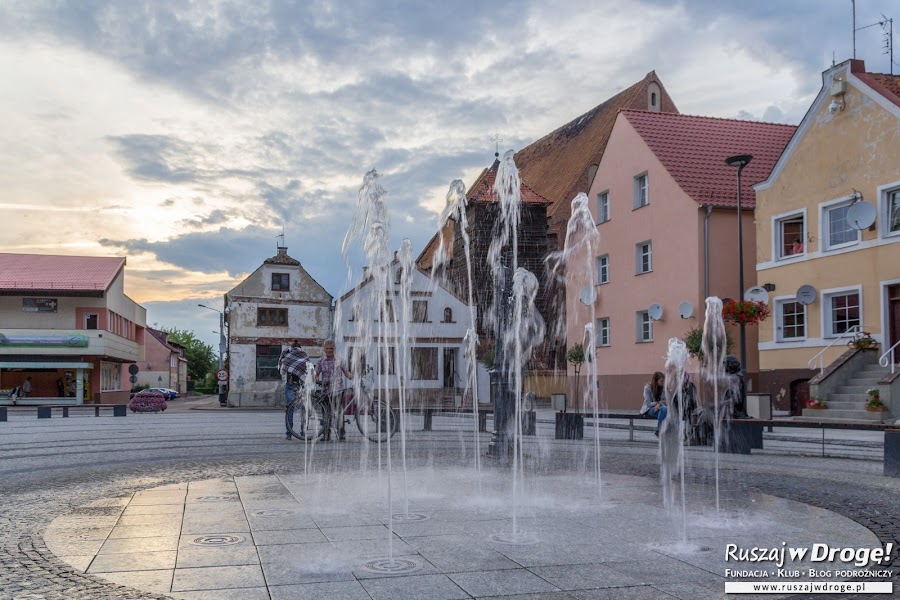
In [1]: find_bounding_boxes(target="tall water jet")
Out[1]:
[430,179,481,486]
[660,337,690,541]
[504,267,545,536]
[396,239,414,515]
[338,169,399,560]
[549,192,602,496]
[699,296,727,514]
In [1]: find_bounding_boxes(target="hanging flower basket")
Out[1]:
[722,300,770,326]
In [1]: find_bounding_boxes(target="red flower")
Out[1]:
[722,300,770,326]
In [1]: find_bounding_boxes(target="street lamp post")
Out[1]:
[198,304,226,403]
[724,154,753,398]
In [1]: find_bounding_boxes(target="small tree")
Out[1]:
[566,344,585,410]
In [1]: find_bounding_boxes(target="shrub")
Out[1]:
[806,397,826,409]
[683,326,734,359]
[129,391,168,413]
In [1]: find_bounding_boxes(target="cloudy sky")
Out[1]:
[1,0,897,348]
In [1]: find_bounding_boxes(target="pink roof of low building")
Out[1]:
[0,253,126,291]
[621,110,797,208]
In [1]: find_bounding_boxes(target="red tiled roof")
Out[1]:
[0,253,126,291]
[621,110,797,208]
[467,159,550,205]
[855,72,900,109]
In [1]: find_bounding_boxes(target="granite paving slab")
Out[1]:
[359,573,471,600]
[448,568,561,597]
[269,580,372,600]
[171,564,267,592]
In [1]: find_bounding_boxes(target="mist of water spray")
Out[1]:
[660,337,689,541]
[700,297,726,514]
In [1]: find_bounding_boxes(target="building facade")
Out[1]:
[0,253,146,405]
[753,59,900,416]
[141,328,188,394]
[570,110,795,410]
[224,246,333,407]
[338,261,479,407]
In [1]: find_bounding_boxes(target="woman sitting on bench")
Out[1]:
[640,372,666,436]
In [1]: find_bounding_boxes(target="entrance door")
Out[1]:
[889,285,900,362]
[442,348,457,389]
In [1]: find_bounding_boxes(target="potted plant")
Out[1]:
[806,397,827,409]
[866,388,886,412]
[683,326,734,359]
[848,332,878,350]
[722,300,770,326]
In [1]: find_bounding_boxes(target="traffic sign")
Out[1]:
[216,369,229,382]
[128,364,139,375]
[129,374,137,384]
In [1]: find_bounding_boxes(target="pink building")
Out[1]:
[568,111,795,409]
[140,328,188,395]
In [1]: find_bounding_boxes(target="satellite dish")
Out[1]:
[745,286,769,305]
[678,301,694,319]
[846,201,876,230]
[796,284,817,305]
[648,303,663,321]
[579,286,597,305]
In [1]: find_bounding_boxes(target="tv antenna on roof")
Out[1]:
[277,227,285,248]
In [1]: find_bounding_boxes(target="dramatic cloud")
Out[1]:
[1,0,896,348]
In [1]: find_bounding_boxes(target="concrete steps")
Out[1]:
[816,361,891,422]
[802,408,885,421]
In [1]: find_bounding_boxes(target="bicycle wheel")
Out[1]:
[355,396,399,443]
[286,397,331,440]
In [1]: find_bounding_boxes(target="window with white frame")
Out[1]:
[596,255,609,284]
[596,317,610,346]
[636,311,652,342]
[884,188,900,236]
[823,200,859,250]
[597,191,610,223]
[823,290,860,337]
[775,299,806,341]
[635,241,652,274]
[775,212,805,259]
[633,173,649,209]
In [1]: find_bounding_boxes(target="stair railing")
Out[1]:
[808,325,862,375]
[879,339,900,374]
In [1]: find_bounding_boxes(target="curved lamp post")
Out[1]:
[724,154,753,393]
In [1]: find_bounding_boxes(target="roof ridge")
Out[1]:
[621,108,796,128]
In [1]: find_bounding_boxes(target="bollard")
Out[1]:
[113,404,127,417]
[37,406,52,419]
[423,410,433,431]
[0,406,6,422]
[885,430,900,477]
[95,405,100,417]
[63,407,69,418]
[555,412,583,440]
[521,411,536,436]
[478,411,487,433]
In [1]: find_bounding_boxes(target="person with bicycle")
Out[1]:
[314,339,352,441]
[279,340,310,440]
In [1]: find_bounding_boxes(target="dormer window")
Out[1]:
[443,307,453,323]
[647,82,661,113]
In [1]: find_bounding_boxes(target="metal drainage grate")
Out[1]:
[362,557,422,575]
[194,496,236,502]
[392,513,428,522]
[489,533,540,546]
[251,509,298,517]
[190,535,245,547]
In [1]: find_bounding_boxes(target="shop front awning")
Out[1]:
[0,362,93,369]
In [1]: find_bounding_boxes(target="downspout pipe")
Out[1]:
[703,205,712,299]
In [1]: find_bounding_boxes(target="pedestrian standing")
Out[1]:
[22,377,32,398]
[278,340,309,440]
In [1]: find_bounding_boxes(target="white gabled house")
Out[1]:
[224,246,333,407]
[338,261,483,408]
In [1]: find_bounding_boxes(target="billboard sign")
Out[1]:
[22,298,58,313]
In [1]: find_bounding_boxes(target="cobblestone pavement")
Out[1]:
[0,408,898,599]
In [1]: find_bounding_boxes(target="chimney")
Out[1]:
[277,246,288,257]
[362,266,369,279]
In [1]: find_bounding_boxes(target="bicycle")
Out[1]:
[285,374,398,443]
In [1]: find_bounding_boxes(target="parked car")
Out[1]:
[147,387,178,400]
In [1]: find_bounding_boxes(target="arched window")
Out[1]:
[443,307,453,323]
[395,267,402,285]
[651,92,657,107]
